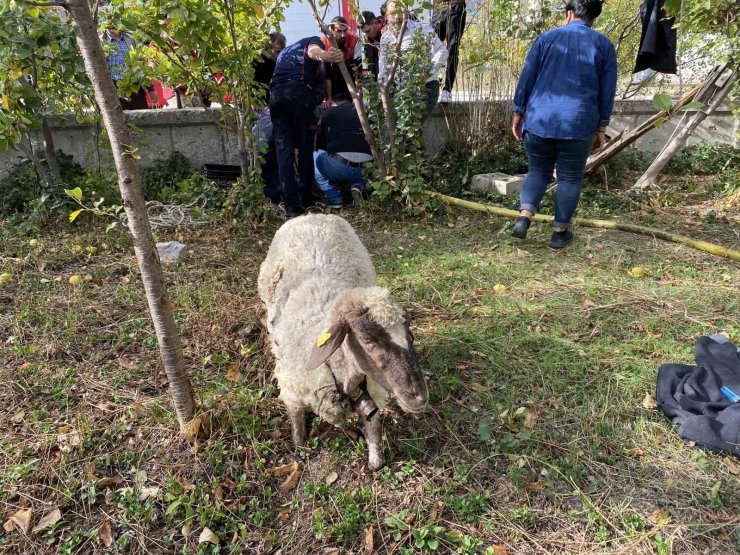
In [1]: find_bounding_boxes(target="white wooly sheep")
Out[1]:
[258,214,428,469]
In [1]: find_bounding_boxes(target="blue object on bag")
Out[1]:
[720,386,740,403]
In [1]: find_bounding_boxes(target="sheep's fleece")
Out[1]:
[258,214,392,419]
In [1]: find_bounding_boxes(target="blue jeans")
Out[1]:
[314,150,366,205]
[520,132,593,228]
[269,86,316,213]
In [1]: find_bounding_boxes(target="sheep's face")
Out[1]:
[346,309,428,414]
[307,289,429,413]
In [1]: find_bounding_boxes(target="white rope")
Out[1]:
[145,196,209,230]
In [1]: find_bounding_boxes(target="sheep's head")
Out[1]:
[307,287,428,414]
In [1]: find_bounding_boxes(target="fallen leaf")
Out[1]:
[524,481,544,492]
[97,476,124,488]
[647,508,671,526]
[57,430,80,453]
[642,392,657,410]
[724,457,740,476]
[278,512,290,522]
[325,471,339,485]
[182,416,203,442]
[470,382,488,392]
[199,527,219,545]
[117,355,136,369]
[99,520,115,547]
[4,508,33,534]
[363,525,374,554]
[11,410,25,424]
[225,364,241,382]
[491,545,508,555]
[267,461,299,478]
[177,476,196,491]
[322,549,340,555]
[523,407,540,429]
[280,466,302,491]
[139,486,160,501]
[625,448,645,459]
[32,509,62,534]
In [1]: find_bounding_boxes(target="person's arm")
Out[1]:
[511,38,541,140]
[324,75,333,108]
[377,32,392,83]
[594,40,618,152]
[307,43,343,63]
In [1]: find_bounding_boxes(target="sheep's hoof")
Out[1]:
[368,454,385,471]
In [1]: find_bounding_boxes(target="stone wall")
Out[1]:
[1,99,736,179]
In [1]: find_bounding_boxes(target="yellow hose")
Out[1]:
[429,192,740,262]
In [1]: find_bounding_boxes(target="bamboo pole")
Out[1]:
[429,192,740,262]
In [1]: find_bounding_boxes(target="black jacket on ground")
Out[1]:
[657,335,740,456]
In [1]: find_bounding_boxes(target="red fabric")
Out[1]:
[321,32,359,62]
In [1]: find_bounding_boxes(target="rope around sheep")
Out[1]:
[429,192,740,262]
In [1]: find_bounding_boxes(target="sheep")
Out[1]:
[258,214,428,469]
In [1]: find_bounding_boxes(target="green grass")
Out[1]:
[0,184,738,554]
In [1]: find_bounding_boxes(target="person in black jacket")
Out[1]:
[253,32,286,105]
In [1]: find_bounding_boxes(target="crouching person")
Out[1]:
[252,106,281,204]
[314,93,373,208]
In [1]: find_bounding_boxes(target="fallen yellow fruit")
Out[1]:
[72,245,83,253]
[86,246,97,255]
[629,266,646,278]
[29,239,39,247]
[69,275,83,285]
[493,283,508,294]
[0,273,12,285]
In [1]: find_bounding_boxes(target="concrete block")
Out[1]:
[471,173,525,195]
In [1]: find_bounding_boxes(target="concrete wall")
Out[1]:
[1,99,736,180]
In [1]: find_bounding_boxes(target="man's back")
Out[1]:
[320,103,370,156]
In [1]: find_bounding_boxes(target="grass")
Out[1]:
[0,172,739,554]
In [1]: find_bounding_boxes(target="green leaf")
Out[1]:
[428,539,439,550]
[69,209,82,223]
[652,93,672,112]
[105,221,118,233]
[28,6,39,17]
[477,418,493,441]
[654,117,667,129]
[64,187,83,202]
[680,101,704,111]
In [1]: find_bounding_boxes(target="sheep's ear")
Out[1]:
[306,322,348,370]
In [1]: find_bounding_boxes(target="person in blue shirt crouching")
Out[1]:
[510,0,617,249]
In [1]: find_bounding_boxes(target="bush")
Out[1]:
[0,151,83,215]
[141,151,198,201]
[665,143,740,175]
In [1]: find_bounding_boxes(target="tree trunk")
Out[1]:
[67,0,196,429]
[634,68,737,190]
[41,117,61,181]
[20,136,53,188]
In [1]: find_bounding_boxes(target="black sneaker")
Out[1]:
[284,207,305,220]
[549,229,574,249]
[511,216,531,239]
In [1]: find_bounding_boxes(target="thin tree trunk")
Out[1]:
[305,0,387,177]
[67,0,196,428]
[20,136,53,187]
[429,192,740,262]
[41,117,61,181]
[634,68,737,190]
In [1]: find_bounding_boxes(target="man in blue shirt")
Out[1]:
[270,37,343,219]
[510,0,617,249]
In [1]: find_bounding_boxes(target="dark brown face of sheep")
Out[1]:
[307,309,429,414]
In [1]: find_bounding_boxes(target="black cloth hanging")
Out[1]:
[656,335,740,457]
[634,0,677,74]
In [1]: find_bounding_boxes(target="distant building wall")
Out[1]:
[0,100,736,179]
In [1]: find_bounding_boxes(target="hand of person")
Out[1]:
[323,47,344,64]
[322,99,333,110]
[592,131,606,154]
[511,112,524,141]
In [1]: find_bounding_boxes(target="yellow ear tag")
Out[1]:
[316,332,332,347]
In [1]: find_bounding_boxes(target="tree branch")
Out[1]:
[379,15,408,159]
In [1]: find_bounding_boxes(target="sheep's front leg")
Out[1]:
[285,403,307,447]
[363,415,385,470]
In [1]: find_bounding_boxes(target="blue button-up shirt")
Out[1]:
[512,20,618,140]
